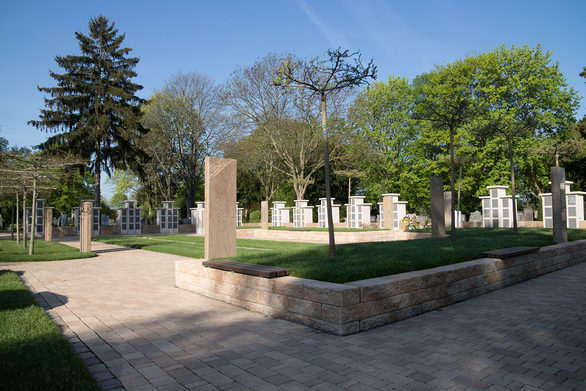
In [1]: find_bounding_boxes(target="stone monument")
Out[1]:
[318,198,340,228]
[551,167,567,243]
[44,207,53,241]
[261,201,269,230]
[80,201,92,252]
[204,157,237,260]
[430,177,446,238]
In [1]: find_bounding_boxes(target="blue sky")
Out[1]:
[1,0,584,148]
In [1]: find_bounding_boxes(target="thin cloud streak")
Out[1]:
[294,0,347,48]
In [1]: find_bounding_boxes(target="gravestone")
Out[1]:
[271,201,290,227]
[479,186,518,228]
[44,208,53,241]
[293,200,313,228]
[379,194,407,230]
[156,201,179,234]
[444,191,452,229]
[25,199,46,238]
[318,198,340,228]
[58,213,69,227]
[190,202,205,234]
[469,211,482,223]
[261,201,269,230]
[204,157,237,261]
[430,177,446,238]
[347,196,371,229]
[80,201,92,253]
[540,181,585,229]
[551,167,567,243]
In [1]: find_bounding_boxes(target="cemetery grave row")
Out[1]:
[17,182,586,239]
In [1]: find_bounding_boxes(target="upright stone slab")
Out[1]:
[261,201,269,230]
[44,208,53,241]
[382,196,394,230]
[551,167,568,243]
[444,191,452,229]
[204,157,237,260]
[430,177,446,238]
[80,201,92,253]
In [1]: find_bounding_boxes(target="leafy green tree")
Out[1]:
[413,57,477,240]
[474,45,579,233]
[349,76,419,195]
[29,15,147,207]
[46,170,94,215]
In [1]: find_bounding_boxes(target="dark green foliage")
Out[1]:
[29,15,148,207]
[0,271,101,390]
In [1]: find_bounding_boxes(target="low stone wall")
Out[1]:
[100,225,120,236]
[175,240,586,335]
[179,224,195,233]
[142,224,160,234]
[53,226,77,237]
[236,229,430,244]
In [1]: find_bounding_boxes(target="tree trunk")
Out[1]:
[29,177,37,256]
[15,191,20,244]
[22,189,27,249]
[321,96,336,257]
[457,163,463,213]
[94,158,101,208]
[348,176,351,203]
[450,127,456,241]
[508,138,518,235]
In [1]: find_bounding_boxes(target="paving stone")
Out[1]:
[2,238,584,391]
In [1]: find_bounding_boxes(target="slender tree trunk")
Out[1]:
[29,177,37,255]
[321,95,336,257]
[15,191,20,244]
[94,157,101,208]
[22,189,27,249]
[348,176,351,203]
[508,138,518,235]
[457,164,463,214]
[450,127,456,241]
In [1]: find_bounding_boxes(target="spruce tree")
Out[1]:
[29,15,147,207]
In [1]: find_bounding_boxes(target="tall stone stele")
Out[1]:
[204,157,237,260]
[430,177,446,238]
[260,201,269,230]
[551,167,568,243]
[44,207,54,241]
[80,201,93,253]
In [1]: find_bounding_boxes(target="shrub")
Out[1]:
[249,210,261,223]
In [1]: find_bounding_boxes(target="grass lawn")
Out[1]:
[0,271,101,390]
[96,228,586,283]
[0,239,96,262]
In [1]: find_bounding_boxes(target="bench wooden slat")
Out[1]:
[482,246,540,259]
[203,260,290,278]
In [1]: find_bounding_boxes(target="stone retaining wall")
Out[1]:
[236,229,431,244]
[176,240,586,335]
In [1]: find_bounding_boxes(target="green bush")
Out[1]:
[249,210,261,223]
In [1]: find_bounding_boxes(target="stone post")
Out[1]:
[444,191,452,229]
[44,208,53,241]
[430,177,446,238]
[382,195,394,230]
[551,167,568,243]
[80,201,92,252]
[204,157,237,260]
[261,201,269,230]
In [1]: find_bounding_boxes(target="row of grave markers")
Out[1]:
[20,177,585,239]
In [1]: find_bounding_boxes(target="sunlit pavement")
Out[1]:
[1,238,585,390]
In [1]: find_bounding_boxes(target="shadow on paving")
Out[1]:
[61,267,586,390]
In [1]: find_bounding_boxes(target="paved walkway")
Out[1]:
[1,239,585,391]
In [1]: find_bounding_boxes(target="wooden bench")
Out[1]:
[482,246,540,259]
[202,259,290,278]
